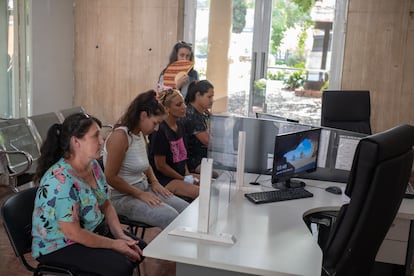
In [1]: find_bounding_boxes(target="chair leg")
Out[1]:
[136,264,141,276]
[140,227,146,239]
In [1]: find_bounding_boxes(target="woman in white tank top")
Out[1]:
[103,90,189,229]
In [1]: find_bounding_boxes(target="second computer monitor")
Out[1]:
[272,128,321,189]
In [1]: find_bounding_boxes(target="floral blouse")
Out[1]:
[31,158,108,258]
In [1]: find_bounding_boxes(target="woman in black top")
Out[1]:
[182,80,214,174]
[149,89,199,200]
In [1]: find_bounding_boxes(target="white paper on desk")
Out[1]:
[317,129,330,168]
[335,135,360,170]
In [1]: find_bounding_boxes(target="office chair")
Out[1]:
[306,124,414,276]
[321,90,371,134]
[1,187,76,275]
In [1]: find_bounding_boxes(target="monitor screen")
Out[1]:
[272,128,321,189]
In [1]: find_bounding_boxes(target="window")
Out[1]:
[187,0,348,126]
[0,0,31,119]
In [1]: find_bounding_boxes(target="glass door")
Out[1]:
[192,0,341,126]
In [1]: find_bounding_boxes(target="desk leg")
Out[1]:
[176,263,258,276]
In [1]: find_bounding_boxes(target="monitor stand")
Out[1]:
[272,178,306,190]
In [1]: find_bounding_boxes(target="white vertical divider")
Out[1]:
[169,158,236,245]
[197,158,213,233]
[236,131,246,189]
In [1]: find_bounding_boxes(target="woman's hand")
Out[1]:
[175,73,189,89]
[151,182,173,198]
[112,239,143,262]
[137,191,163,207]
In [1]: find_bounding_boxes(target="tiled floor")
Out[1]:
[0,184,175,276]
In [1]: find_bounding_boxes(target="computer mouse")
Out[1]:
[325,186,342,195]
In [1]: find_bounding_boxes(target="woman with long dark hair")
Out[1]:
[32,113,145,276]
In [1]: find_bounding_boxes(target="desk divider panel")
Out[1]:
[169,158,236,245]
[167,115,367,246]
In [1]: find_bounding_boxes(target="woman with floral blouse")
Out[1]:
[31,113,145,276]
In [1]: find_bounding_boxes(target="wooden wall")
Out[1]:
[74,0,183,124]
[342,0,414,132]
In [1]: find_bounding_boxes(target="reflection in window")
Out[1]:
[0,0,30,119]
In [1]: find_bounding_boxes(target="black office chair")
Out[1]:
[1,187,76,275]
[321,90,372,134]
[118,214,155,240]
[306,124,414,276]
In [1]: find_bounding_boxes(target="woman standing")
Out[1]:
[149,89,199,200]
[182,80,215,174]
[103,90,189,230]
[158,41,199,98]
[32,113,145,276]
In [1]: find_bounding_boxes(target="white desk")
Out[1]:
[143,177,414,276]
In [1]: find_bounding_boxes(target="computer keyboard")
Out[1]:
[244,188,314,204]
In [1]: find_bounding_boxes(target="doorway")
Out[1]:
[191,0,346,126]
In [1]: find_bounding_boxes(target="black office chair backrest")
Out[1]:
[322,124,414,276]
[1,187,38,271]
[321,90,371,135]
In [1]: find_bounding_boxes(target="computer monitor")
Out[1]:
[271,128,321,189]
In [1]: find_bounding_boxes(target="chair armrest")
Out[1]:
[0,150,33,177]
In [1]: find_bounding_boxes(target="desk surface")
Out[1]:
[143,177,414,276]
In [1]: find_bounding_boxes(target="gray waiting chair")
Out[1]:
[28,112,62,147]
[0,118,40,191]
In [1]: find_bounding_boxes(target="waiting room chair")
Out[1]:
[28,112,62,146]
[0,118,39,191]
[58,106,86,121]
[305,124,414,276]
[1,187,76,275]
[0,150,33,192]
[118,214,155,240]
[321,90,371,134]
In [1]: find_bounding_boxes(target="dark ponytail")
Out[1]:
[33,113,101,184]
[116,90,166,131]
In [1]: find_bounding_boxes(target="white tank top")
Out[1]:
[103,126,149,196]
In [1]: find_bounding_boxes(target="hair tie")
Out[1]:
[54,124,62,138]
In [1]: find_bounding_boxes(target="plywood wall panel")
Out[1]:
[342,0,414,132]
[74,0,181,124]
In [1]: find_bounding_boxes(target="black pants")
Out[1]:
[37,219,147,276]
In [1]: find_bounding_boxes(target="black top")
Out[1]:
[181,104,210,172]
[148,120,187,186]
